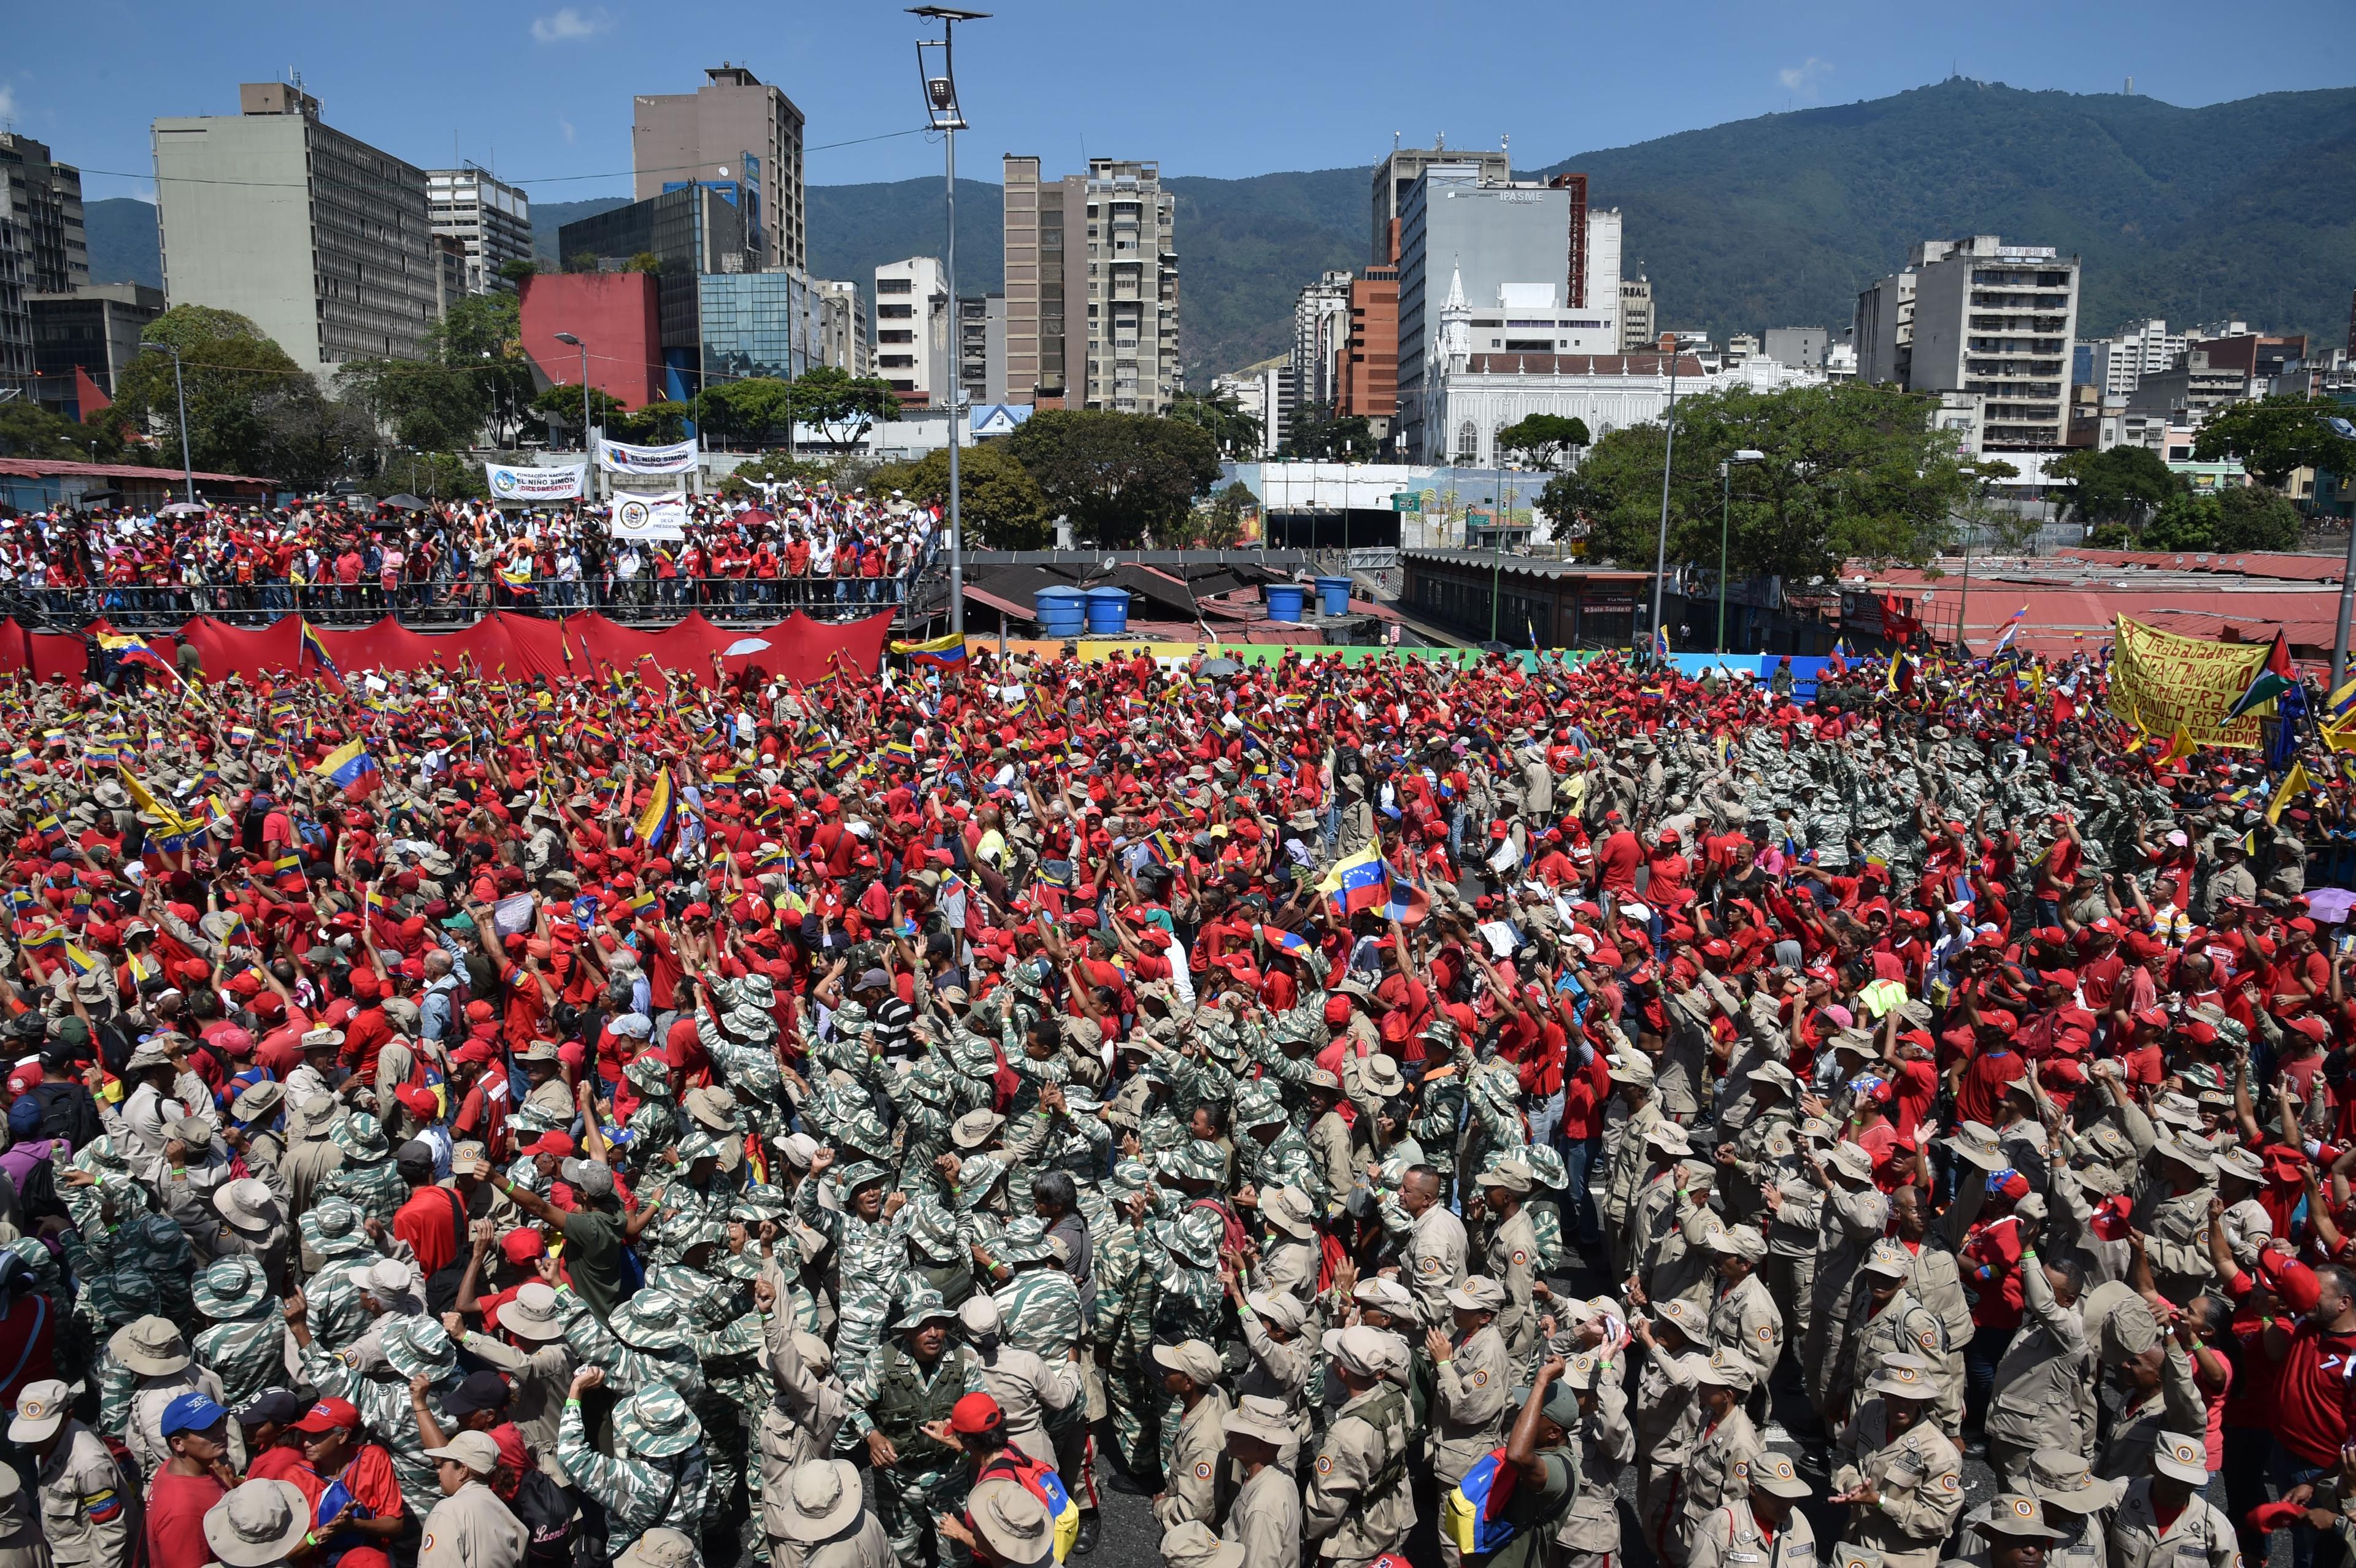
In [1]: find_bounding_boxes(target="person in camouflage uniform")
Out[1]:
[294,1198,380,1353]
[1142,1202,1230,1482]
[291,1306,467,1521]
[990,1218,1095,1528]
[560,1370,711,1559]
[849,1293,989,1567]
[557,1286,709,1402]
[647,1220,769,1540]
[316,1113,406,1225]
[794,1151,909,1389]
[1093,1159,1159,1478]
[618,1055,683,1171]
[188,1256,287,1410]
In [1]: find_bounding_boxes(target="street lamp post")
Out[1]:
[911,6,988,637]
[2314,413,2356,689]
[137,340,195,505]
[1717,448,1766,655]
[1649,342,1681,661]
[553,332,593,503]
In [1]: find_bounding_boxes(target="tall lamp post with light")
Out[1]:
[910,6,988,637]
[553,332,594,502]
[136,340,196,506]
[1716,448,1765,655]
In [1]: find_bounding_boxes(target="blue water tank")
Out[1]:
[1314,575,1351,616]
[1084,587,1131,635]
[1034,587,1086,637]
[1266,583,1307,623]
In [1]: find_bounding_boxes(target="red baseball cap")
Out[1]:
[523,1131,576,1159]
[949,1393,1004,1436]
[293,1397,360,1434]
[500,1228,547,1266]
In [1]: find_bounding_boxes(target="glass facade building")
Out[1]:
[699,268,820,388]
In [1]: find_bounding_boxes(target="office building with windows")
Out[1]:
[632,64,804,270]
[960,293,1007,405]
[874,256,949,406]
[1001,156,1179,413]
[153,82,436,375]
[699,267,820,386]
[556,184,750,401]
[1855,235,2080,451]
[426,166,531,294]
[814,280,870,375]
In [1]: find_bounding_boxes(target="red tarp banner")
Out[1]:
[2,612,890,688]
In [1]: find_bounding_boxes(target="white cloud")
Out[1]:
[0,84,18,125]
[531,7,614,43]
[1777,57,1833,98]
[559,117,577,145]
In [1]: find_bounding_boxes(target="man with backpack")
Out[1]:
[1302,1325,1415,1566]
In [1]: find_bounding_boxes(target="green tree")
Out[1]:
[335,291,532,453]
[695,377,798,449]
[788,366,903,448]
[1496,413,1592,469]
[2193,395,2356,488]
[112,306,351,482]
[1281,407,1376,459]
[1568,381,1971,582]
[2139,492,2220,551]
[2047,444,2178,524]
[530,382,628,439]
[869,442,1052,549]
[1169,388,1264,459]
[1177,481,1257,548]
[2211,484,2304,551]
[566,252,602,275]
[611,400,691,444]
[0,400,103,461]
[1006,410,1223,548]
[625,253,662,275]
[496,258,542,286]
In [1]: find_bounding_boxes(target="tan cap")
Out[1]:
[1741,1451,1810,1499]
[1322,1323,1409,1377]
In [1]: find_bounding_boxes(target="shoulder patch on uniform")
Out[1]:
[1472,1369,1488,1386]
[1940,1474,1960,1493]
[422,1537,436,1555]
[1731,1461,1750,1480]
[1757,1326,1773,1342]
[1195,1461,1213,1480]
[342,1349,362,1367]
[1511,1249,1529,1267]
[1316,1455,1335,1477]
[1917,1329,1937,1348]
[83,1490,120,1524]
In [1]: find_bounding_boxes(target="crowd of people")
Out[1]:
[0,486,936,631]
[0,626,2352,1568]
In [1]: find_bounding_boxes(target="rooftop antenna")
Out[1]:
[1393,131,1400,153]
[1435,131,1445,152]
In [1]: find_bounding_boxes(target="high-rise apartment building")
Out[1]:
[960,293,1007,406]
[874,257,949,407]
[1336,265,1400,439]
[1618,275,1654,356]
[1370,143,1510,264]
[1,134,89,298]
[1001,156,1179,413]
[31,282,165,397]
[631,65,805,271]
[1285,271,1353,446]
[814,280,870,375]
[1393,164,1622,460]
[153,83,436,375]
[426,166,532,295]
[556,185,750,402]
[2075,318,2185,398]
[1855,236,2079,450]
[0,218,28,385]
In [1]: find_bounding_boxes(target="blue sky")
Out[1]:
[10,0,2353,201]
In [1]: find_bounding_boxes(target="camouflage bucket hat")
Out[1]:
[674,1129,722,1166]
[380,1315,458,1383]
[1233,1088,1286,1130]
[731,1185,791,1226]
[894,1289,960,1331]
[1164,1205,1225,1270]
[830,1001,871,1039]
[907,1204,961,1259]
[623,1055,674,1096]
[951,1031,1001,1077]
[834,1160,891,1194]
[996,1217,1056,1265]
[193,1256,272,1321]
[330,1112,390,1161]
[1111,1158,1153,1196]
[610,1289,689,1351]
[734,972,776,1011]
[614,1384,703,1459]
[725,1005,777,1041]
[300,1198,374,1259]
[1519,1143,1568,1191]
[955,1155,1009,1208]
[841,1112,896,1163]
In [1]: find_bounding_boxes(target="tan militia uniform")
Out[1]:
[2109,1479,2242,1568]
[1675,1408,1764,1566]
[1403,1204,1469,1328]
[1485,1210,1542,1362]
[1303,1385,1415,1564]
[418,1479,529,1568]
[1686,1495,1819,1568]
[1431,1323,1514,1492]
[1224,1462,1303,1567]
[36,1423,137,1568]
[1152,1389,1233,1529]
[1709,1273,1784,1389]
[1831,1402,1965,1568]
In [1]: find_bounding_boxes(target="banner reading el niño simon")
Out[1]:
[2109,614,2273,750]
[483,463,585,502]
[596,437,699,475]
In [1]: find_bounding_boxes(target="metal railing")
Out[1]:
[0,574,915,634]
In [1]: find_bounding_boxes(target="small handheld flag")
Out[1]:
[312,739,383,801]
[298,620,341,679]
[634,769,677,852]
[2220,632,2296,725]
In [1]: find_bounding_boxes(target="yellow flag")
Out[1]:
[2266,761,2313,826]
[2325,720,2356,755]
[2158,724,2196,766]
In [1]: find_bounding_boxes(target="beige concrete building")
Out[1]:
[1001,156,1179,413]
[631,64,805,272]
[1619,275,1655,355]
[153,82,436,376]
[815,280,871,375]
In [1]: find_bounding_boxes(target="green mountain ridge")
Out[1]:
[85,78,2356,385]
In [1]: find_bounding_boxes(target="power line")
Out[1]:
[75,126,932,194]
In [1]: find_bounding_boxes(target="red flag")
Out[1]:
[73,366,111,418]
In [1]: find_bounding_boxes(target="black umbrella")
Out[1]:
[1198,657,1242,677]
[1476,640,1513,655]
[380,493,428,512]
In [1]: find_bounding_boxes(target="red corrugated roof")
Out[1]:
[2055,548,2346,583]
[0,456,273,485]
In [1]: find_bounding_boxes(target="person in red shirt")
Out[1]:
[147,1393,233,1568]
[285,1398,407,1568]
[390,1145,470,1278]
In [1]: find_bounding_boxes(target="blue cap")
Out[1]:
[160,1391,228,1438]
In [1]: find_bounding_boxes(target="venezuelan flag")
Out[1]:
[497,561,537,595]
[298,620,340,678]
[1256,924,1311,956]
[634,769,676,851]
[313,739,383,801]
[96,632,182,686]
[1317,846,1390,918]
[626,888,661,920]
[891,634,969,671]
[21,927,101,975]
